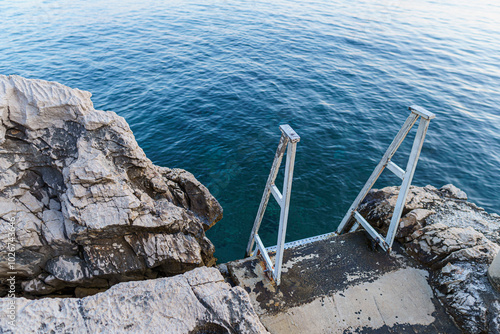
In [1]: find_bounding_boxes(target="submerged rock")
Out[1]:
[0,75,222,296]
[358,184,500,333]
[0,267,269,334]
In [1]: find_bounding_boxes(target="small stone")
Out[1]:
[49,199,61,211]
[22,278,58,295]
[440,184,467,200]
[441,263,458,275]
[488,251,500,292]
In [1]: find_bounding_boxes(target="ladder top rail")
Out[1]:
[280,124,301,143]
[409,105,436,120]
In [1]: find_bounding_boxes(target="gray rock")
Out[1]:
[0,75,223,296]
[397,208,435,240]
[0,267,269,334]
[440,184,468,200]
[405,224,499,265]
[45,255,92,283]
[489,251,500,292]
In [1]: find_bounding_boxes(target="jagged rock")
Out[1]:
[0,267,269,334]
[489,251,500,292]
[359,184,500,334]
[405,223,499,266]
[440,184,468,200]
[397,208,435,240]
[0,75,222,296]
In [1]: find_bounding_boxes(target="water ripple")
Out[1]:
[0,0,499,262]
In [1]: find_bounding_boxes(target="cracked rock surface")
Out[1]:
[0,267,269,334]
[358,184,500,333]
[0,75,222,297]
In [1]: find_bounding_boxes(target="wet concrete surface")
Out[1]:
[226,231,461,334]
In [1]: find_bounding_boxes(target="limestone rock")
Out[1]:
[405,224,499,265]
[440,184,467,200]
[489,251,500,292]
[0,75,223,296]
[397,208,435,240]
[359,184,500,333]
[0,267,269,334]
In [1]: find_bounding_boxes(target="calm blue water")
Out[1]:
[1,0,499,262]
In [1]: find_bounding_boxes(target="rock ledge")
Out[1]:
[0,267,269,334]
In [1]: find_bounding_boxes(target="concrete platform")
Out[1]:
[226,231,461,333]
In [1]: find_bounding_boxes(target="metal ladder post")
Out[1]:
[385,114,431,247]
[337,105,435,251]
[274,139,298,285]
[246,125,300,286]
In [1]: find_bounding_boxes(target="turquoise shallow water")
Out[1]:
[1,0,499,262]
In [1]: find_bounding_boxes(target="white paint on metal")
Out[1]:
[385,118,430,247]
[255,234,274,272]
[409,105,436,120]
[348,221,360,233]
[246,125,300,286]
[337,105,434,251]
[246,133,288,257]
[354,211,389,251]
[280,124,301,142]
[271,184,283,206]
[387,161,405,180]
[265,231,338,253]
[336,111,419,234]
[274,141,298,285]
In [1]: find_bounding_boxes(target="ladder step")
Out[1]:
[271,184,283,206]
[354,211,389,251]
[348,221,360,233]
[254,234,274,272]
[279,124,301,142]
[265,231,338,252]
[409,105,436,120]
[387,161,405,180]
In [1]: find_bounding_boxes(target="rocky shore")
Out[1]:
[358,184,500,333]
[0,75,224,297]
[0,75,498,333]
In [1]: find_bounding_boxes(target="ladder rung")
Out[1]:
[354,211,389,251]
[348,221,360,233]
[387,161,405,180]
[254,234,274,273]
[271,184,283,206]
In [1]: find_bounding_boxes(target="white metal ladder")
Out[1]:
[246,124,300,285]
[337,105,435,251]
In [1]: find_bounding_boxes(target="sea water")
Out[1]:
[1,0,499,262]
